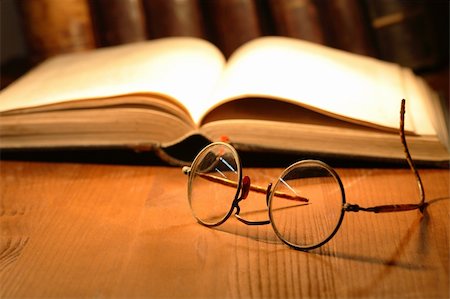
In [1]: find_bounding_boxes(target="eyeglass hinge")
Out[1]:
[182,166,191,175]
[343,203,361,212]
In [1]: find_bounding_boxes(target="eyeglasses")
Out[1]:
[182,99,426,250]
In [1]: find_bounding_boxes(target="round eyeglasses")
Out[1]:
[183,142,348,250]
[182,100,426,251]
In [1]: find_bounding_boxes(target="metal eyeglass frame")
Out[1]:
[183,99,426,250]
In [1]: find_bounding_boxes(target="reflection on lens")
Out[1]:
[269,160,345,250]
[188,143,241,226]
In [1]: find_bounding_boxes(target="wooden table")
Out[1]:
[0,161,448,298]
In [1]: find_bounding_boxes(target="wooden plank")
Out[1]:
[0,161,448,298]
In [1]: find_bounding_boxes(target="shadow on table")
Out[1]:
[209,196,449,270]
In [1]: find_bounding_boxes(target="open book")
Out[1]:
[0,36,448,165]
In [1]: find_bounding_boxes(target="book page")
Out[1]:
[205,37,415,131]
[201,97,391,133]
[0,108,193,148]
[402,69,436,136]
[199,119,449,162]
[0,37,225,124]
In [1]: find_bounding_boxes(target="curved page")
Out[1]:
[206,37,416,132]
[0,37,225,124]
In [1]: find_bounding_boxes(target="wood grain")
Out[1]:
[0,161,448,298]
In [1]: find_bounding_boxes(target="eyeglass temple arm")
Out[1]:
[344,203,423,213]
[399,99,426,207]
[344,99,426,214]
[182,167,308,203]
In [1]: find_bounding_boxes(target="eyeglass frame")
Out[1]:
[182,99,427,251]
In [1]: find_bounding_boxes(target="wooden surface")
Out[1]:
[0,161,448,298]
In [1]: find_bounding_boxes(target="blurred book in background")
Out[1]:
[365,0,448,70]
[90,0,147,46]
[202,0,263,57]
[142,0,206,39]
[17,0,96,63]
[265,0,326,44]
[316,0,377,57]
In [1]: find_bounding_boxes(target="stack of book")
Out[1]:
[14,0,448,70]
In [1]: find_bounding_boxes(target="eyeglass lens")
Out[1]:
[188,143,240,226]
[269,161,345,250]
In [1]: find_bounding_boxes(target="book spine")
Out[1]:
[265,0,326,44]
[315,0,376,56]
[202,0,263,57]
[364,0,446,70]
[142,0,206,39]
[89,0,147,47]
[17,0,96,62]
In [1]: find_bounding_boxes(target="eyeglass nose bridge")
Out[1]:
[233,176,271,226]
